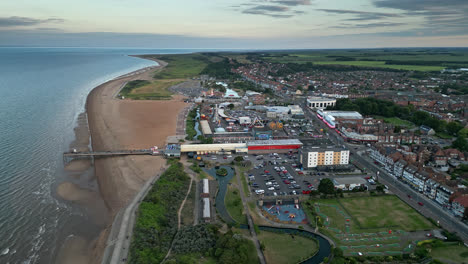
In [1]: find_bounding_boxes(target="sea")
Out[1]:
[0,47,217,264]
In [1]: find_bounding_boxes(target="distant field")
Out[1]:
[142,54,211,79]
[120,79,182,100]
[313,61,444,71]
[258,231,318,264]
[339,196,433,231]
[259,49,468,71]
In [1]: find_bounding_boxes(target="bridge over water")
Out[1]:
[63,148,163,163]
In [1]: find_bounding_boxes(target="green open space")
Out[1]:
[374,116,415,128]
[225,183,247,225]
[128,161,191,264]
[149,54,213,79]
[120,79,182,100]
[258,231,319,264]
[304,195,435,256]
[339,195,433,231]
[430,244,468,263]
[313,60,444,71]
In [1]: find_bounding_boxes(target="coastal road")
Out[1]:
[301,102,468,243]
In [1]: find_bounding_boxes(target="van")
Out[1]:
[255,189,265,195]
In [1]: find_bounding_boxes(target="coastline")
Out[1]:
[56,57,188,264]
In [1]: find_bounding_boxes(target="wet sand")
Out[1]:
[55,58,188,263]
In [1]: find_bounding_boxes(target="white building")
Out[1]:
[307,97,336,109]
[300,146,349,168]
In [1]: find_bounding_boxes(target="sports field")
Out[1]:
[304,195,435,256]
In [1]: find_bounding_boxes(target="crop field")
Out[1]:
[313,61,444,71]
[304,195,435,256]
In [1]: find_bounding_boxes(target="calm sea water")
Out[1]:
[0,47,214,263]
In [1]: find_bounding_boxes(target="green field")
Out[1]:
[313,61,444,71]
[430,244,468,263]
[258,231,319,264]
[143,53,213,79]
[225,184,247,224]
[339,196,433,231]
[256,49,468,71]
[304,195,435,256]
[121,79,182,100]
[376,117,415,128]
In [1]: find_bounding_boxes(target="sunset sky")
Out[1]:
[0,0,467,48]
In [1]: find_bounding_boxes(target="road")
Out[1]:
[298,99,468,243]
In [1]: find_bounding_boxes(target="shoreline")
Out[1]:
[56,57,188,264]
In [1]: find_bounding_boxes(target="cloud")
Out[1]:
[317,9,402,21]
[271,0,312,6]
[242,4,294,17]
[0,16,64,27]
[239,0,311,18]
[331,22,406,29]
[372,0,468,35]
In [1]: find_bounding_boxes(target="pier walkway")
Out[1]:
[63,148,163,163]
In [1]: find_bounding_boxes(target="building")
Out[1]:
[200,120,212,136]
[323,111,363,128]
[224,88,241,98]
[334,177,367,191]
[266,106,290,119]
[307,96,336,109]
[402,165,418,185]
[420,125,436,135]
[247,139,303,154]
[300,146,349,168]
[288,105,305,118]
[165,144,181,157]
[452,194,468,218]
[393,159,407,178]
[435,185,454,208]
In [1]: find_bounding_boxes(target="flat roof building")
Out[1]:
[300,145,349,168]
[200,120,212,135]
[307,97,336,110]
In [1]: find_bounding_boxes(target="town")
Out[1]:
[119,50,468,264]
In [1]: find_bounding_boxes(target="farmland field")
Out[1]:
[313,61,444,71]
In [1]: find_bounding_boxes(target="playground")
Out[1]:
[304,195,436,256]
[262,202,308,224]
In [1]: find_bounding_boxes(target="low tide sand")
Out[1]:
[56,59,188,263]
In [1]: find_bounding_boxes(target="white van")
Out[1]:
[255,189,265,195]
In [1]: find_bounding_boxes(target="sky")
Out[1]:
[0,0,467,48]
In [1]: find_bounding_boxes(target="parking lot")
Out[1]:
[245,153,324,197]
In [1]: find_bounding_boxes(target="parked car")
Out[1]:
[418,202,424,206]
[255,189,265,195]
[268,187,275,191]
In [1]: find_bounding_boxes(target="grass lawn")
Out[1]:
[152,54,210,79]
[313,61,444,72]
[436,132,454,139]
[430,244,468,263]
[123,79,182,100]
[375,116,415,128]
[225,184,247,225]
[339,196,433,231]
[258,231,319,264]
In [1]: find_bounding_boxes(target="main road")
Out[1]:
[297,98,468,243]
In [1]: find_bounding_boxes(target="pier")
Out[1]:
[63,147,163,163]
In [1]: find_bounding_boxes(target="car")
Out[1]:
[358,252,363,256]
[407,194,412,199]
[295,168,301,172]
[418,202,424,206]
[227,155,232,158]
[266,182,272,186]
[273,192,278,196]
[292,190,297,195]
[252,183,259,188]
[211,157,217,160]
[298,171,304,175]
[268,187,275,191]
[283,180,290,184]
[255,189,265,195]
[244,156,249,158]
[223,156,227,159]
[426,233,432,237]
[302,190,311,194]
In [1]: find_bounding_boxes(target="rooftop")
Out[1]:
[247,139,302,147]
[323,110,363,119]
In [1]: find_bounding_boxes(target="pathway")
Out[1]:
[162,164,195,263]
[235,167,267,264]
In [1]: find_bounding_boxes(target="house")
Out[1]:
[444,149,465,161]
[420,125,435,135]
[393,159,407,178]
[403,165,418,186]
[451,194,468,218]
[434,148,448,167]
[385,152,403,173]
[435,184,455,208]
[413,171,429,193]
[424,178,440,199]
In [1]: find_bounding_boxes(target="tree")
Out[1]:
[318,179,335,196]
[394,125,401,133]
[452,136,468,152]
[227,103,235,110]
[446,121,464,136]
[234,156,244,162]
[376,185,385,193]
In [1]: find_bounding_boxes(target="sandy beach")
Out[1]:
[56,58,188,263]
